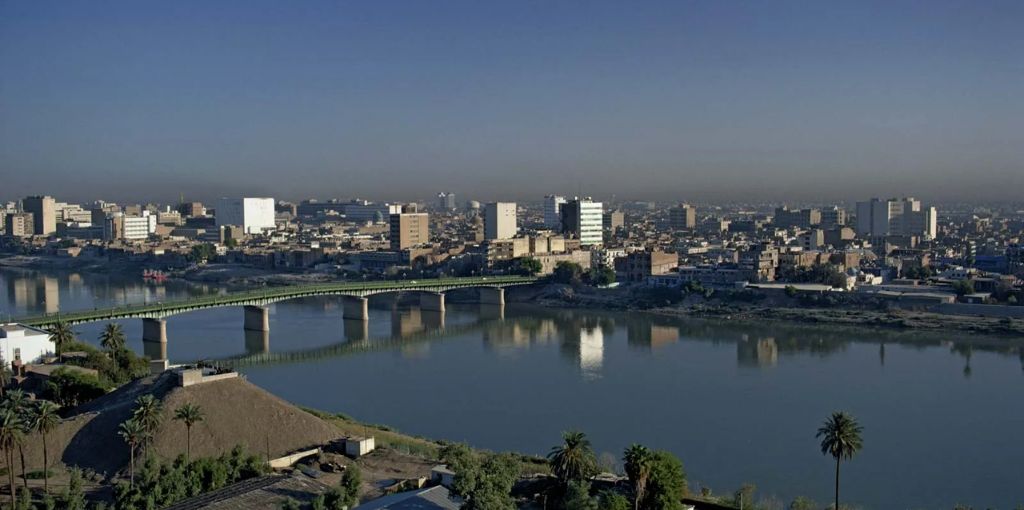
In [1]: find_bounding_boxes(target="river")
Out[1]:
[2,266,1022,509]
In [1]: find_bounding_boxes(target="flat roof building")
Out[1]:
[484,202,517,240]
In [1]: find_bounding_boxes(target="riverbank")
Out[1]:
[507,282,1024,338]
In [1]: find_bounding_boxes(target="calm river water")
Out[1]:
[2,267,1022,509]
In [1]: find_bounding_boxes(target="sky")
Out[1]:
[1,1,1022,205]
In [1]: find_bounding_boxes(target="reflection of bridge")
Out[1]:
[222,308,506,367]
[13,276,536,358]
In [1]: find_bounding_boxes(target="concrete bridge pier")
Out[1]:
[141,318,167,359]
[243,305,270,331]
[478,287,505,306]
[342,296,369,321]
[419,292,445,313]
[244,329,270,354]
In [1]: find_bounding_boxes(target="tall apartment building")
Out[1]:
[561,197,604,246]
[856,197,937,240]
[4,213,34,238]
[389,211,430,250]
[437,192,456,211]
[669,203,697,231]
[484,202,517,240]
[216,197,276,234]
[773,206,821,230]
[544,195,566,230]
[177,202,206,217]
[820,207,847,228]
[23,196,56,236]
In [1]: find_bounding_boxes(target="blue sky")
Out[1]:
[1,1,1021,203]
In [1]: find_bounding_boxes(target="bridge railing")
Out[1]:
[14,275,537,326]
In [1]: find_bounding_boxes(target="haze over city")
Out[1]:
[2,0,1022,203]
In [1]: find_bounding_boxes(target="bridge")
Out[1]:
[14,275,538,356]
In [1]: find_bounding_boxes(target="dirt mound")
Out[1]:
[23,374,341,476]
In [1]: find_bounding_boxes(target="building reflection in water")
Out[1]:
[737,337,778,368]
[344,319,369,343]
[626,322,680,351]
[577,327,604,380]
[391,308,425,337]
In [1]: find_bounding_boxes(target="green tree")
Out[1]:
[132,394,163,449]
[2,389,31,490]
[733,483,756,509]
[119,418,148,488]
[339,464,361,508]
[516,257,543,276]
[439,443,479,498]
[48,320,76,359]
[816,411,864,510]
[99,322,127,352]
[564,480,598,510]
[551,262,584,285]
[598,490,631,510]
[30,400,61,494]
[464,453,518,510]
[623,444,653,510]
[0,408,23,508]
[173,403,204,462]
[587,267,616,286]
[189,243,216,263]
[60,468,86,510]
[646,451,686,510]
[548,430,598,484]
[44,367,108,407]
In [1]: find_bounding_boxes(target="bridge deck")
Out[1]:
[13,275,537,327]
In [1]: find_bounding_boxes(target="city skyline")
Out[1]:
[2,0,1022,203]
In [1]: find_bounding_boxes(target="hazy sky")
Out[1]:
[1,1,1022,204]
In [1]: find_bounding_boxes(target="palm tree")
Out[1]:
[547,430,597,484]
[118,418,147,488]
[99,322,127,352]
[623,444,653,510]
[2,390,29,490]
[0,409,22,507]
[132,394,163,450]
[816,411,864,510]
[173,403,204,462]
[47,320,76,359]
[30,400,60,494]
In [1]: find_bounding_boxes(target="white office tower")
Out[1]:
[216,198,276,234]
[544,195,566,230]
[855,197,937,240]
[564,197,604,246]
[484,202,517,240]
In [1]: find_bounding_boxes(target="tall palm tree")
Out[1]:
[816,411,864,510]
[2,390,29,490]
[173,403,204,462]
[623,444,653,510]
[47,320,76,359]
[547,430,597,484]
[99,322,127,352]
[30,400,60,494]
[132,394,163,450]
[118,418,147,488]
[0,409,22,507]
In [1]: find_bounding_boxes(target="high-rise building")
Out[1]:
[215,198,276,234]
[4,213,34,238]
[437,192,456,211]
[22,196,56,236]
[104,212,157,241]
[561,197,604,246]
[177,202,206,217]
[484,202,517,240]
[544,195,566,230]
[820,207,847,228]
[669,203,696,231]
[603,210,624,236]
[855,197,936,240]
[773,207,821,230]
[389,211,430,250]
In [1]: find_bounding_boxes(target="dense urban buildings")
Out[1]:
[669,203,697,231]
[389,210,430,250]
[560,197,603,246]
[22,195,56,236]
